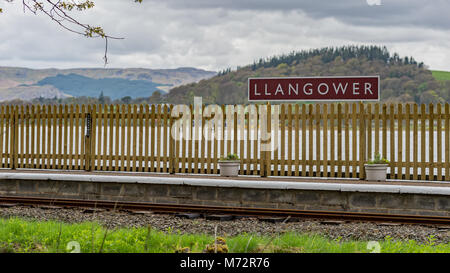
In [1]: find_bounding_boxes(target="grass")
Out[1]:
[0,217,449,253]
[432,70,450,82]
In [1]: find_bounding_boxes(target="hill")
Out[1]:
[167,46,450,105]
[34,73,171,100]
[0,67,216,102]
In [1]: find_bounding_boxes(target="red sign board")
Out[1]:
[248,76,379,101]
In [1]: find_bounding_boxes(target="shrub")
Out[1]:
[367,153,389,164]
[220,154,239,161]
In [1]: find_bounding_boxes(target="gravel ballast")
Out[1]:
[1,205,449,245]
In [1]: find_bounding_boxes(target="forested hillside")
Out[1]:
[167,46,450,105]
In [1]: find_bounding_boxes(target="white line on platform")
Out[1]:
[2,172,450,196]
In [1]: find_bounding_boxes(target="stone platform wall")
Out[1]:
[1,178,449,217]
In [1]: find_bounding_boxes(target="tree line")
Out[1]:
[0,91,164,106]
[167,45,449,105]
[1,45,449,106]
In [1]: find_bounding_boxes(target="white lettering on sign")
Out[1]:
[333,82,348,95]
[265,84,270,95]
[289,84,298,95]
[353,82,360,95]
[303,83,313,95]
[318,83,329,95]
[254,84,260,96]
[275,84,284,95]
[365,82,373,94]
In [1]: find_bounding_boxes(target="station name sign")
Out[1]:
[248,76,379,101]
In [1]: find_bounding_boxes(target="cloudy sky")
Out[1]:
[1,0,450,71]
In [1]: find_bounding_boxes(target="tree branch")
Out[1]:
[5,0,136,65]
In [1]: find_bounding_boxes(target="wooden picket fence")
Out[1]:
[1,102,450,181]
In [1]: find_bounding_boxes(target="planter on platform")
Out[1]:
[365,154,389,182]
[364,164,388,181]
[218,160,240,177]
[219,154,240,177]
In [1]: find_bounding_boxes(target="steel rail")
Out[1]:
[1,195,449,226]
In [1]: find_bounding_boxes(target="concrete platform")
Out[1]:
[0,169,449,217]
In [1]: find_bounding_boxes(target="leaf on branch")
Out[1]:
[33,2,44,11]
[85,26,105,38]
[58,1,95,12]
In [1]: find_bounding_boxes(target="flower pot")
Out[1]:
[364,164,388,181]
[218,160,240,177]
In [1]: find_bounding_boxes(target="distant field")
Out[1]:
[432,70,450,82]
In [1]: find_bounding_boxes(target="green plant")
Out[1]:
[220,153,240,161]
[203,237,229,253]
[367,153,389,164]
[174,247,190,253]
[3,218,450,253]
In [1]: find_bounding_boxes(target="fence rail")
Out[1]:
[1,102,450,181]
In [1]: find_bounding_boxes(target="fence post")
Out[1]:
[359,102,367,179]
[259,104,265,177]
[169,105,176,174]
[266,103,271,177]
[10,106,18,170]
[84,105,93,171]
[260,103,271,177]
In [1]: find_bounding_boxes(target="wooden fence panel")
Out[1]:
[1,102,449,182]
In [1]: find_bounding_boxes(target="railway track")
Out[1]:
[1,195,450,226]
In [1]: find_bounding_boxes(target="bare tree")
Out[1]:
[0,0,143,65]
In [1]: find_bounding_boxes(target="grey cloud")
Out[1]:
[152,0,450,29]
[1,0,450,71]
